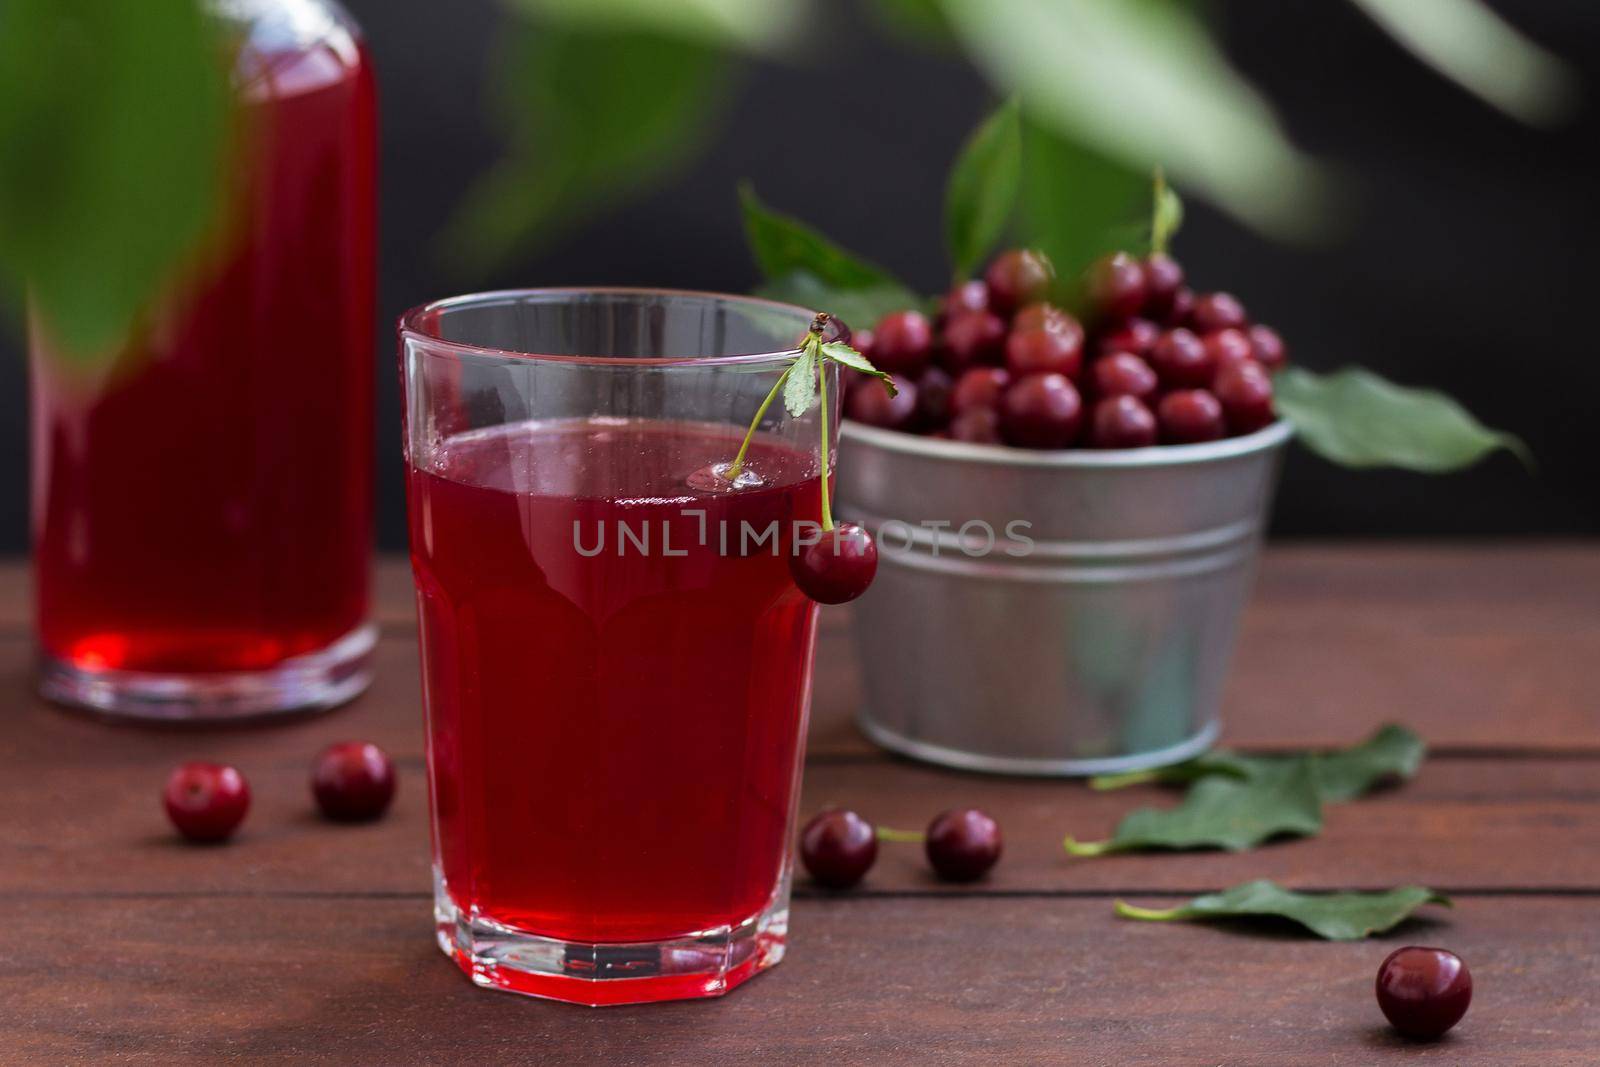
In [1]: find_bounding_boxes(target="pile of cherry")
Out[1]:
[845,248,1287,449]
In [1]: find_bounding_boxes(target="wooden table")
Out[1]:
[3,546,1598,1064]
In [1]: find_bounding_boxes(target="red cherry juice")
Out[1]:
[408,417,823,944]
[31,31,376,675]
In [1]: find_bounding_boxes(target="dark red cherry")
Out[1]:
[164,762,250,843]
[1005,324,1084,380]
[925,808,1003,882]
[1203,328,1256,380]
[1087,252,1148,320]
[1095,316,1160,359]
[1157,389,1226,444]
[1376,946,1472,1040]
[1149,328,1214,389]
[799,809,878,889]
[999,373,1083,449]
[939,311,1006,373]
[944,279,989,318]
[1012,302,1074,335]
[1142,252,1185,315]
[1089,352,1159,401]
[1191,291,1248,334]
[1247,324,1288,370]
[790,523,878,604]
[914,367,954,430]
[845,374,918,431]
[851,327,876,361]
[312,741,397,822]
[984,249,1054,315]
[950,366,1011,415]
[871,310,934,376]
[1090,395,1158,448]
[1166,286,1196,327]
[948,407,1003,444]
[1214,361,1276,434]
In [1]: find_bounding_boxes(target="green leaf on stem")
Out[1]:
[741,184,909,292]
[1276,366,1532,473]
[1065,757,1324,855]
[1150,170,1184,254]
[1115,880,1452,941]
[820,341,897,396]
[754,271,922,334]
[0,0,232,363]
[944,96,1022,280]
[1090,724,1425,804]
[783,343,818,418]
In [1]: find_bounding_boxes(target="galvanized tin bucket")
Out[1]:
[835,420,1293,776]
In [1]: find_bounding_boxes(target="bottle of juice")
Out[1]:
[30,0,377,719]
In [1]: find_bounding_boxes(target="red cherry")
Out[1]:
[1090,395,1158,448]
[1005,324,1084,380]
[1166,286,1196,327]
[1247,324,1288,370]
[1214,361,1276,434]
[1095,316,1160,359]
[939,311,1006,373]
[948,407,1003,444]
[1191,291,1248,333]
[312,741,397,822]
[800,809,878,889]
[944,279,989,318]
[999,373,1083,449]
[1012,302,1075,335]
[1203,328,1256,380]
[851,327,875,361]
[1142,252,1185,315]
[1087,252,1148,320]
[845,375,918,431]
[1149,328,1214,389]
[790,523,878,604]
[984,249,1054,315]
[1157,389,1226,444]
[914,367,954,431]
[871,310,934,376]
[925,808,1003,882]
[1376,947,1472,1040]
[1090,352,1159,401]
[950,366,1011,415]
[164,762,250,843]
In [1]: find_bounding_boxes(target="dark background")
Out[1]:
[1,0,1594,552]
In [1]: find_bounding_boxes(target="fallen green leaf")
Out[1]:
[1115,880,1451,940]
[1090,724,1425,804]
[1066,757,1324,855]
[944,96,1022,281]
[1276,366,1531,473]
[754,271,921,334]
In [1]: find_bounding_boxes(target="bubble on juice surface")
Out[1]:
[685,462,766,493]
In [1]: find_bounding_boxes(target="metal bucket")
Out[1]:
[836,419,1293,776]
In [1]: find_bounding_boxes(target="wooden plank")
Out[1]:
[2,894,1594,1065]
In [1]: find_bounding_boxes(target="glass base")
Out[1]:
[433,868,788,1006]
[38,622,377,722]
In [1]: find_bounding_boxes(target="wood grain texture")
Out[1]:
[3,895,1597,1066]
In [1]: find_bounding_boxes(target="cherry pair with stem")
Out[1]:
[724,313,886,605]
[800,807,1003,888]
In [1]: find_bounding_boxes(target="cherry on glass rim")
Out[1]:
[1376,946,1472,1040]
[164,762,250,843]
[925,808,1003,882]
[312,740,397,822]
[790,523,878,605]
[799,809,878,889]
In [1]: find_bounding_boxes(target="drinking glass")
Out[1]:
[399,289,837,1006]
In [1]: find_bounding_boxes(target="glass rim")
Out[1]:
[398,287,821,368]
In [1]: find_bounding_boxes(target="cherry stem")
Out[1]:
[817,347,833,532]
[725,364,793,484]
[1062,835,1113,857]
[875,826,925,844]
[1089,768,1162,792]
[1114,900,1184,922]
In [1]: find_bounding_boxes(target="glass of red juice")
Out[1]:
[30,0,377,719]
[400,290,838,1006]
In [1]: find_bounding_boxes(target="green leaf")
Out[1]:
[783,344,818,418]
[1016,115,1148,293]
[740,184,908,292]
[445,24,730,270]
[1115,880,1452,941]
[821,341,898,395]
[1090,724,1425,804]
[0,0,231,363]
[754,271,921,334]
[1150,170,1183,254]
[1276,366,1531,473]
[944,96,1022,280]
[509,0,804,53]
[1066,758,1324,855]
[1347,0,1577,126]
[943,0,1325,239]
